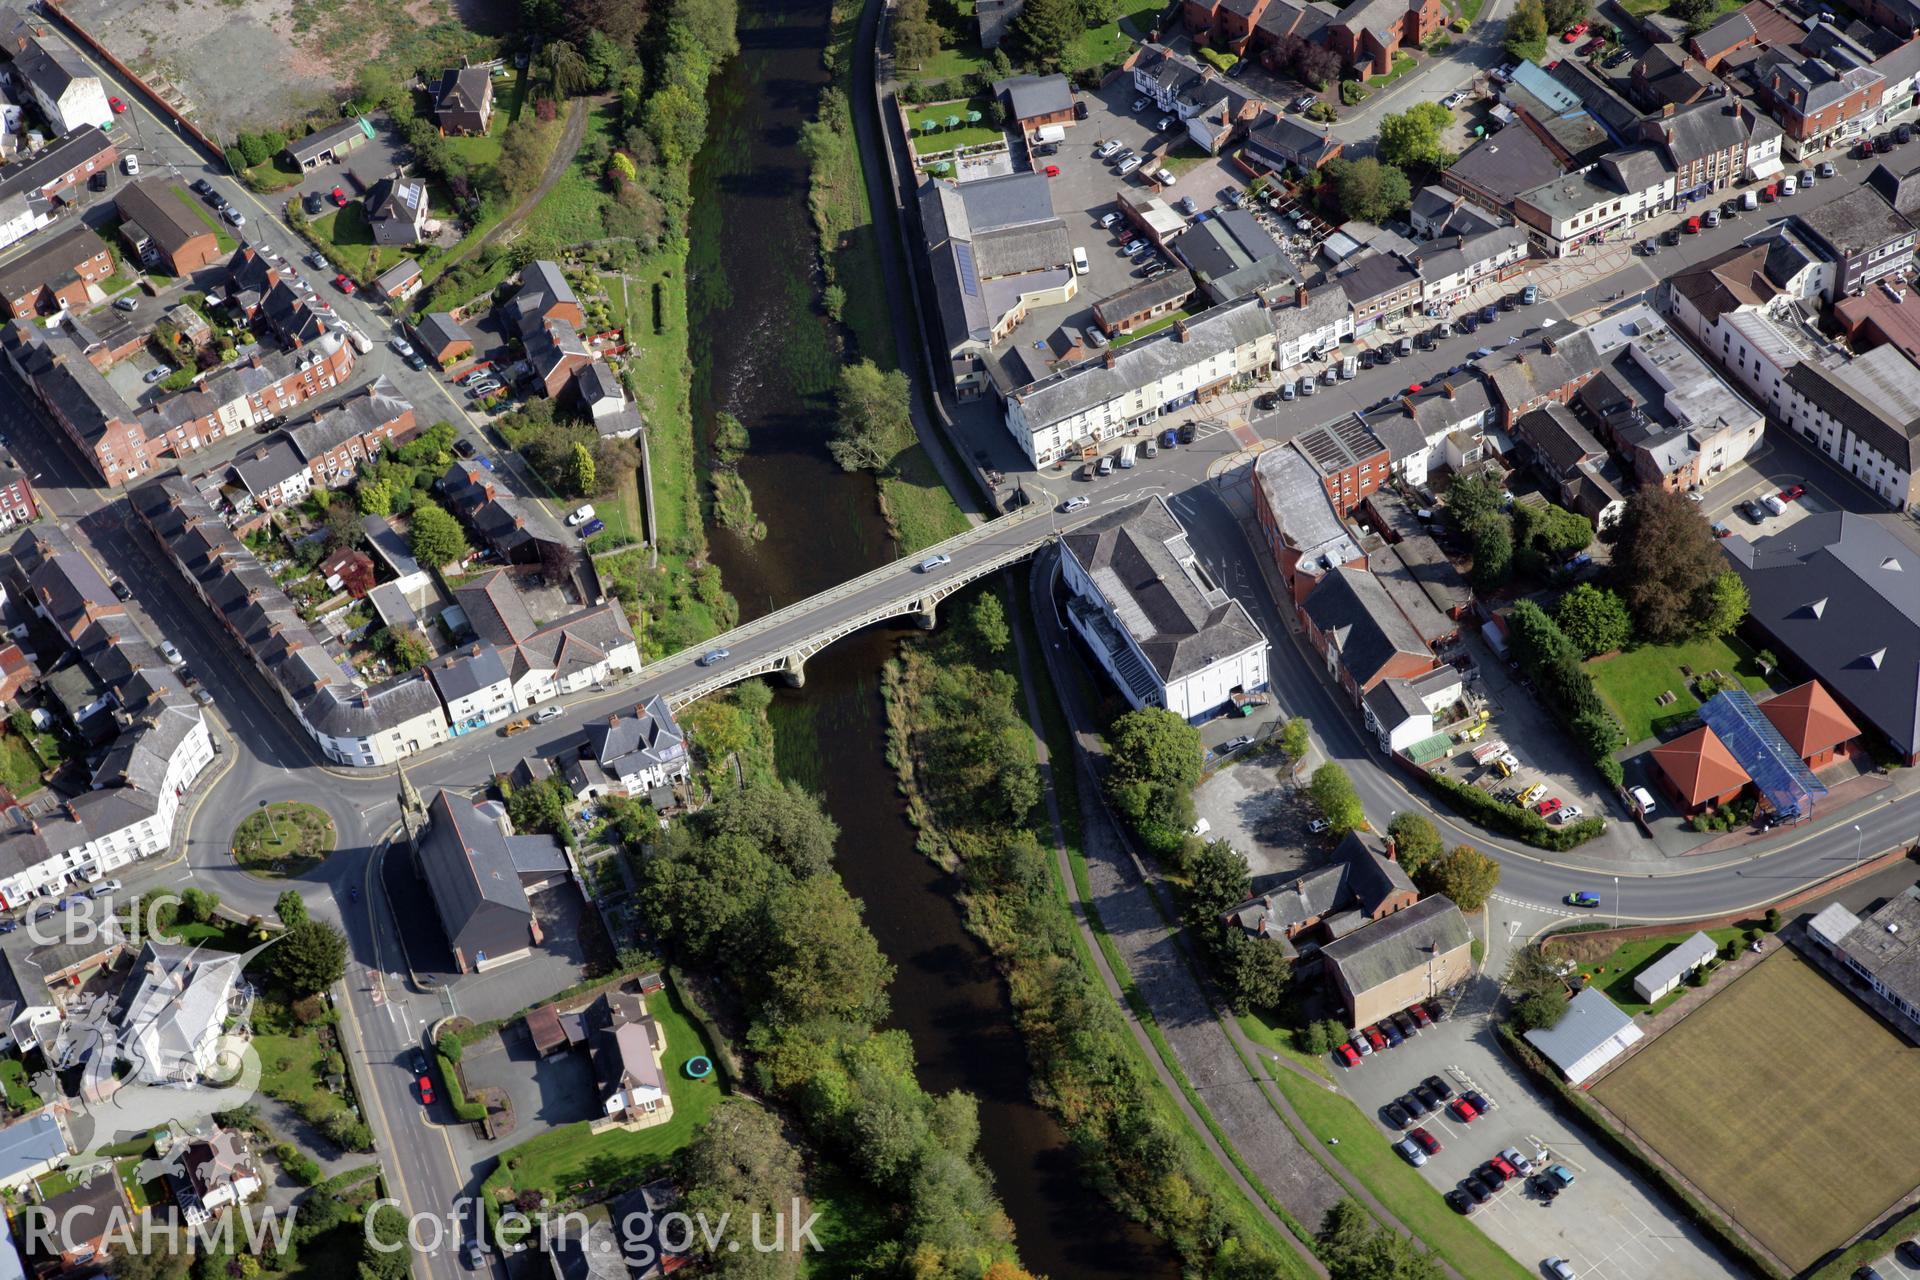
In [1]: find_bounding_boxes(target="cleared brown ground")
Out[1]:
[1593,947,1920,1271]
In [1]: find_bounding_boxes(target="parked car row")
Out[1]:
[0,879,123,932]
[1333,999,1446,1065]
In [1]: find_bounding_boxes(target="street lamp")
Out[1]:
[1612,876,1619,931]
[1854,822,1864,868]
[259,799,279,843]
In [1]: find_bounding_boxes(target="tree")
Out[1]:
[179,887,220,924]
[1511,989,1567,1031]
[1377,103,1454,172]
[274,890,308,928]
[1555,583,1632,657]
[1307,762,1365,836]
[1700,570,1749,639]
[270,920,348,995]
[563,441,597,496]
[356,477,395,516]
[1505,0,1547,56]
[830,360,912,472]
[712,410,750,464]
[1469,515,1513,589]
[1543,0,1587,31]
[705,779,840,881]
[1669,0,1714,21]
[894,0,943,68]
[1319,1198,1446,1280]
[1416,844,1500,911]
[677,1099,804,1280]
[1278,717,1312,774]
[1385,812,1444,877]
[1508,599,1577,671]
[1327,156,1412,223]
[966,594,1010,655]
[750,876,894,1028]
[640,831,789,960]
[1105,707,1202,855]
[1226,934,1293,1012]
[497,118,552,200]
[1014,0,1085,65]
[1573,708,1624,761]
[378,626,432,669]
[1185,839,1252,923]
[1447,470,1504,530]
[407,503,469,568]
[1610,488,1727,643]
[543,40,595,97]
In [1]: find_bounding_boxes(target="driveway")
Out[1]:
[1335,989,1747,1279]
[450,1021,601,1159]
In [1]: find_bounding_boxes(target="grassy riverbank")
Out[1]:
[882,577,1319,1278]
[805,0,969,555]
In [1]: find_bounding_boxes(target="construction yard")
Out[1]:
[1592,947,1920,1271]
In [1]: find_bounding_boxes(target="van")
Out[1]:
[1117,443,1136,469]
[1340,355,1358,379]
[1072,245,1089,274]
[1033,124,1065,145]
[1397,336,1414,357]
[1630,785,1658,815]
[1096,455,1113,475]
[1742,190,1758,210]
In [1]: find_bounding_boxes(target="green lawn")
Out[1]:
[243,156,306,193]
[1271,1067,1534,1280]
[1234,1012,1334,1082]
[624,250,696,555]
[525,99,623,247]
[171,186,238,253]
[0,732,46,798]
[1065,0,1168,71]
[1575,926,1749,1017]
[1111,309,1190,347]
[1585,634,1776,743]
[117,1157,159,1211]
[231,800,336,878]
[598,273,629,334]
[308,205,417,283]
[256,1025,338,1115]
[1161,141,1212,177]
[906,99,1000,155]
[442,77,523,169]
[1368,51,1418,89]
[481,985,720,1238]
[880,443,971,554]
[0,1057,36,1111]
[1619,0,1743,14]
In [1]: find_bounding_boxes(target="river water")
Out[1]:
[683,2,1174,1276]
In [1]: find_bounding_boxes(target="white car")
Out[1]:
[389,337,415,358]
[223,207,246,226]
[566,504,597,526]
[1308,818,1330,833]
[1072,246,1088,274]
[1095,140,1122,160]
[1061,496,1090,512]
[122,154,139,176]
[1553,803,1584,824]
[1440,90,1468,109]
[534,705,563,722]
[1116,156,1143,176]
[1098,210,1120,228]
[917,553,952,572]
[159,640,183,665]
[1153,166,1176,186]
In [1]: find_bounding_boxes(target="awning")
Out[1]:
[1749,156,1785,180]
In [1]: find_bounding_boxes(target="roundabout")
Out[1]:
[230,801,337,879]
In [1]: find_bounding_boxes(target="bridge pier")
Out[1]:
[782,653,806,688]
[915,598,938,631]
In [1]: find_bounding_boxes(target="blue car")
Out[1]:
[1159,429,1178,449]
[1480,305,1498,323]
[576,517,605,539]
[1565,891,1601,908]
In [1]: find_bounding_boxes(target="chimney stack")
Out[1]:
[1384,836,1398,862]
[1445,381,1456,399]
[1104,348,1117,369]
[1176,320,1192,342]
[1662,102,1677,118]
[1296,284,1310,307]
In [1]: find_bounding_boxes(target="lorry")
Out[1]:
[1469,740,1508,765]
[1490,752,1518,778]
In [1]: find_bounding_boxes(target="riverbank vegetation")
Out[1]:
[625,779,1031,1277]
[802,1,970,555]
[883,586,1321,1278]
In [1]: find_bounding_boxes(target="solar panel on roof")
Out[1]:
[1699,688,1827,819]
[954,242,979,297]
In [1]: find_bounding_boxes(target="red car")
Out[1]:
[1580,35,1605,53]
[1535,796,1563,817]
[417,1073,435,1105]
[1452,1098,1480,1123]
[108,96,127,114]
[1408,1003,1433,1029]
[333,274,356,294]
[1044,164,1061,177]
[1778,483,1806,502]
[1364,1026,1387,1052]
[1335,1043,1361,1067]
[330,187,348,207]
[1410,1127,1441,1154]
[1561,20,1588,41]
[1684,215,1701,234]
[1489,1154,1518,1179]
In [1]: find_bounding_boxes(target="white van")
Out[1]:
[1742,190,1759,210]
[1072,245,1089,275]
[1630,786,1658,816]
[1340,355,1358,379]
[1117,443,1137,469]
[1033,123,1066,145]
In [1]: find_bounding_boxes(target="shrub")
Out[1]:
[1340,78,1368,105]
[1423,774,1607,850]
[437,1050,487,1123]
[1764,907,1782,932]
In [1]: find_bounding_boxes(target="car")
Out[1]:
[1364,1026,1386,1052]
[1561,19,1587,40]
[1480,304,1498,322]
[1377,1099,1412,1131]
[1565,890,1601,908]
[1521,284,1539,304]
[1176,195,1199,215]
[1399,1090,1429,1119]
[462,1240,486,1270]
[1360,349,1376,368]
[1631,784,1658,815]
[1459,314,1479,333]
[1535,796,1563,817]
[116,297,143,315]
[1298,375,1316,396]
[222,207,246,226]
[1131,97,1149,112]
[1462,1175,1491,1204]
[1779,483,1805,502]
[1409,1005,1434,1031]
[334,274,356,294]
[417,1073,435,1105]
[1879,134,1897,153]
[1441,90,1468,109]
[453,438,477,459]
[1043,163,1060,177]
[1737,498,1764,523]
[1444,1188,1473,1215]
[1291,93,1318,112]
[1335,1043,1361,1067]
[1307,817,1330,833]
[1281,381,1296,401]
[576,518,605,539]
[1032,142,1058,158]
[1415,331,1434,350]
[1349,1030,1372,1057]
[1393,1137,1427,1166]
[1221,735,1253,753]
[1420,1075,1451,1103]
[302,191,326,215]
[330,186,349,207]
[109,96,127,113]
[1255,391,1279,411]
[1409,1126,1440,1155]
[1553,803,1584,823]
[1546,1261,1575,1280]
[91,880,122,902]
[1544,1164,1575,1188]
[1479,1160,1509,1187]
[1378,1022,1404,1051]
[1060,496,1091,514]
[566,503,597,526]
[193,686,215,706]
[1160,428,1180,449]
[1899,1241,1920,1268]
[1499,292,1516,309]
[405,352,428,371]
[1155,116,1172,131]
[1799,168,1815,187]
[1580,34,1605,53]
[1605,47,1630,66]
[1073,100,1088,120]
[1500,1146,1536,1175]
[1411,1083,1441,1111]
[1819,161,1838,178]
[159,641,183,666]
[1423,998,1449,1023]
[1489,1154,1518,1180]
[190,178,214,196]
[122,153,140,176]
[109,579,132,601]
[89,170,108,191]
[1390,1009,1418,1039]
[1451,1098,1479,1122]
[142,361,176,382]
[468,380,501,398]
[697,648,731,667]
[389,337,416,359]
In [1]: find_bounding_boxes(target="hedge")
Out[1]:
[437,1048,488,1124]
[1496,1024,1784,1279]
[1421,773,1607,850]
[666,963,738,1090]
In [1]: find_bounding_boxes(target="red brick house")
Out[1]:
[1293,417,1390,517]
[1648,726,1751,815]
[0,644,38,703]
[319,546,376,599]
[1759,680,1861,771]
[0,222,113,318]
[1299,566,1437,707]
[1330,0,1447,77]
[1184,0,1272,53]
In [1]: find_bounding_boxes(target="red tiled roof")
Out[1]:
[1759,680,1861,759]
[1649,725,1751,805]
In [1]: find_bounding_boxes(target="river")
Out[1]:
[683,1,1175,1276]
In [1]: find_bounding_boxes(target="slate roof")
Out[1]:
[0,125,111,202]
[1253,445,1365,572]
[1692,11,1756,61]
[286,375,411,461]
[1223,831,1417,938]
[0,220,107,303]
[1826,885,1920,1018]
[1444,129,1563,206]
[1321,895,1470,994]
[1302,566,1431,686]
[435,66,492,118]
[582,694,688,777]
[0,1111,64,1183]
[1336,251,1420,306]
[430,645,509,702]
[1783,352,1920,474]
[414,312,472,356]
[994,73,1072,120]
[1516,403,1606,478]
[1793,183,1914,259]
[1524,986,1640,1075]
[418,788,536,924]
[115,180,212,259]
[1093,268,1196,323]
[286,117,371,166]
[1244,115,1342,171]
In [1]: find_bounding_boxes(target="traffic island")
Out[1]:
[231,801,337,878]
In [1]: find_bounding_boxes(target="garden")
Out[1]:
[231,801,337,878]
[1584,634,1776,743]
[905,98,1000,155]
